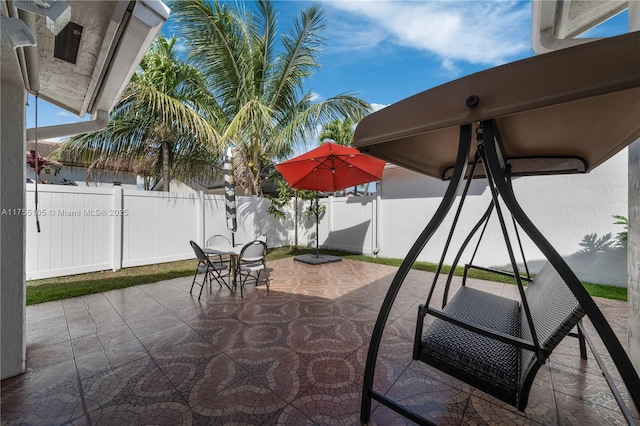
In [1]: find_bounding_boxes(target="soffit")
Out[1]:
[532,0,629,53]
[28,1,131,116]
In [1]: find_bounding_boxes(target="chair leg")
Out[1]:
[578,320,588,360]
[198,270,207,300]
[190,268,198,296]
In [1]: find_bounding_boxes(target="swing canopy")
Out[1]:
[353,31,640,180]
[356,31,640,425]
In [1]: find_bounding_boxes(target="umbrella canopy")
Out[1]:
[275,142,385,192]
[275,142,385,265]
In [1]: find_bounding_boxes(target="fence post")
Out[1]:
[372,192,382,257]
[197,191,205,246]
[327,195,333,250]
[112,186,124,271]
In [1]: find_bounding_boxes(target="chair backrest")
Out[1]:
[239,240,267,263]
[520,262,586,381]
[190,240,209,262]
[206,234,231,247]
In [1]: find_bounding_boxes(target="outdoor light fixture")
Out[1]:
[0,16,37,48]
[14,0,71,35]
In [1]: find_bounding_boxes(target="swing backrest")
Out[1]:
[519,262,586,398]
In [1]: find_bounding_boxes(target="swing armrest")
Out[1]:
[464,264,533,283]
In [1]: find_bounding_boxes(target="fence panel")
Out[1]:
[321,196,376,254]
[122,190,199,268]
[26,185,114,280]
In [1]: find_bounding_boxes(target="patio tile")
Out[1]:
[294,350,361,399]
[103,338,149,369]
[382,366,470,425]
[27,325,71,349]
[70,324,137,357]
[468,386,557,425]
[81,356,193,423]
[24,339,74,369]
[289,391,362,425]
[125,312,184,338]
[0,360,83,425]
[75,349,112,381]
[187,353,291,421]
[555,391,630,425]
[4,257,637,425]
[186,316,247,351]
[26,314,68,337]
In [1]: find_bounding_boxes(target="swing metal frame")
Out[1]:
[359,120,640,425]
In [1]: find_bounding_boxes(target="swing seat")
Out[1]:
[416,262,586,410]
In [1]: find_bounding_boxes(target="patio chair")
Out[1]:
[236,240,268,298]
[189,240,231,300]
[206,234,233,267]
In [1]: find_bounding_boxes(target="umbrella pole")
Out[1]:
[315,191,320,258]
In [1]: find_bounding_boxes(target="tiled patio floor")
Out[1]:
[2,258,638,425]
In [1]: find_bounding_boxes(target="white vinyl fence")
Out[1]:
[26,149,628,287]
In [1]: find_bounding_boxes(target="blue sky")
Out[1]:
[27,0,630,133]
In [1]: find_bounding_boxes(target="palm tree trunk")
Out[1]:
[162,140,170,192]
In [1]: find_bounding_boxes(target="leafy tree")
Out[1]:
[170,0,371,196]
[318,118,356,146]
[268,179,323,248]
[53,36,222,192]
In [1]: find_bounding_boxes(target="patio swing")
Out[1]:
[355,32,640,426]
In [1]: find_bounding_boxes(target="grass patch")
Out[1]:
[26,260,196,306]
[581,282,628,301]
[26,247,627,305]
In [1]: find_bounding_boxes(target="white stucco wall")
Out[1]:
[1,80,27,379]
[379,149,628,286]
[27,166,138,189]
[627,0,640,380]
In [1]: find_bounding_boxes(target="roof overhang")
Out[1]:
[531,0,628,53]
[1,0,169,116]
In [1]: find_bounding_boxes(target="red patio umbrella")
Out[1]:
[275,142,385,192]
[275,142,386,264]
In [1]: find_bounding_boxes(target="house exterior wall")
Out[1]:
[1,79,27,379]
[626,0,640,379]
[378,149,629,286]
[27,165,138,189]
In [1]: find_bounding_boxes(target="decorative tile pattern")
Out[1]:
[2,258,636,425]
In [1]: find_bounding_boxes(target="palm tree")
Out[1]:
[318,118,357,146]
[170,0,371,196]
[53,36,222,192]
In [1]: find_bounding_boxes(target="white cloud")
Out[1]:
[56,110,75,117]
[323,1,530,66]
[309,91,323,102]
[441,58,461,76]
[174,40,188,53]
[370,103,389,112]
